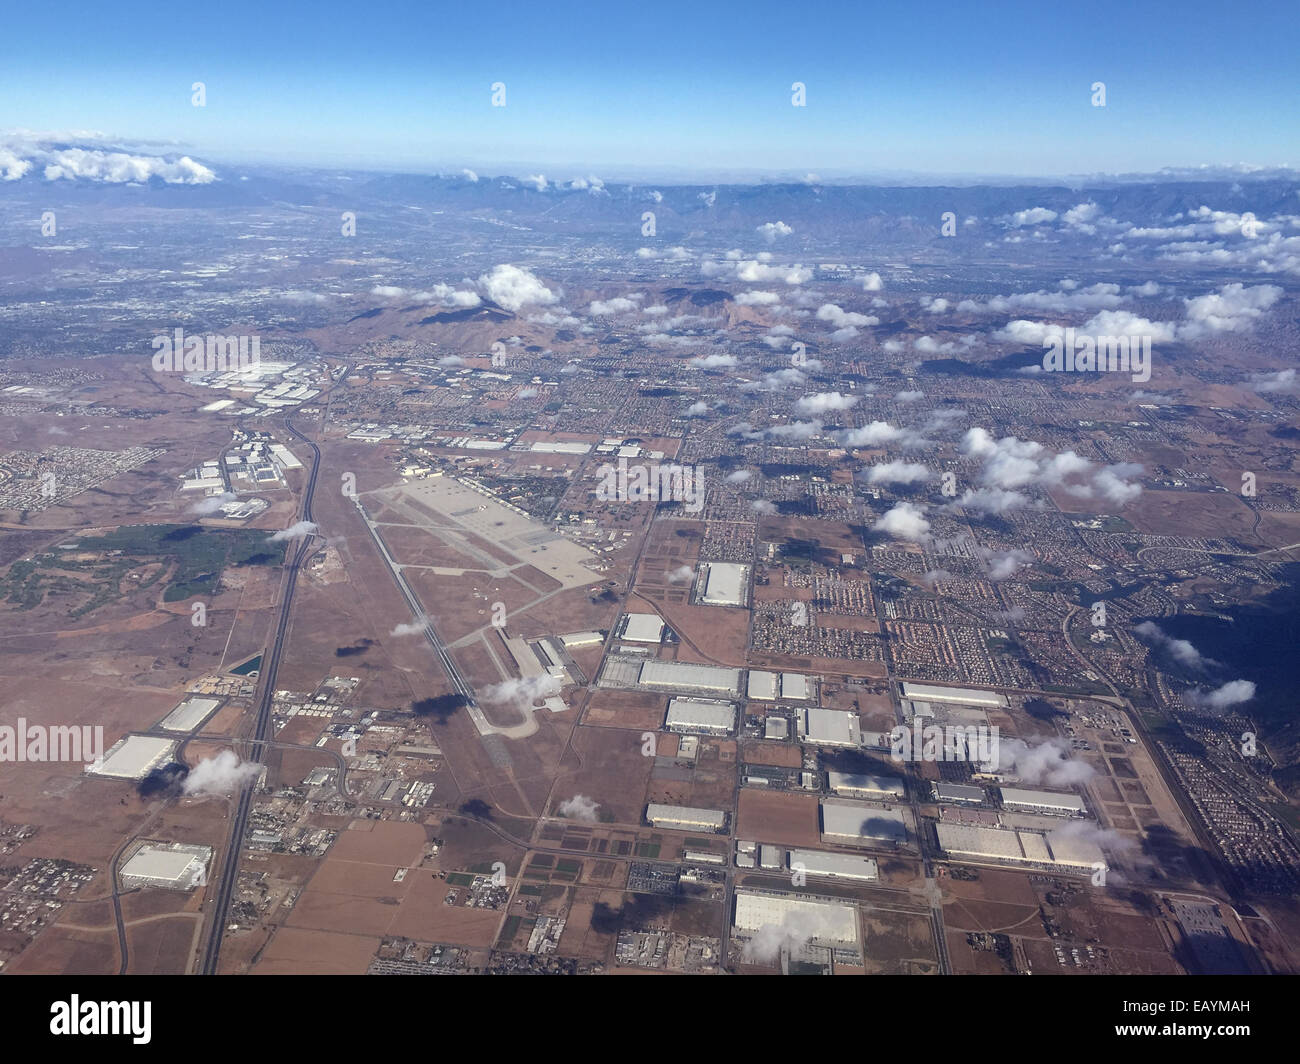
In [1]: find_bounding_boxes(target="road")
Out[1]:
[196,416,321,975]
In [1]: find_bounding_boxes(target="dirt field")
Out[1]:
[735,789,821,846]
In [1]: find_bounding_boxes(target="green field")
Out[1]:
[0,523,285,615]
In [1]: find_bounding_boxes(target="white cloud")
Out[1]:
[1134,621,1208,669]
[0,132,218,184]
[588,295,643,315]
[981,548,1033,580]
[757,220,793,242]
[990,738,1094,786]
[872,502,930,541]
[1007,207,1058,227]
[702,258,813,285]
[1184,679,1255,711]
[1181,282,1282,337]
[477,264,558,312]
[865,460,930,486]
[391,615,430,637]
[557,794,601,821]
[481,674,563,711]
[816,303,878,329]
[795,391,858,416]
[690,353,738,369]
[183,750,260,797]
[269,520,318,541]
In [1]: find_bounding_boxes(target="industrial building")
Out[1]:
[999,787,1087,816]
[158,695,221,732]
[933,782,987,805]
[637,659,741,696]
[698,562,750,607]
[665,698,736,736]
[732,891,860,952]
[119,842,213,891]
[645,803,727,833]
[87,735,178,780]
[787,849,879,882]
[781,673,813,700]
[936,823,1106,874]
[828,771,905,801]
[747,670,778,701]
[560,631,604,649]
[820,800,907,848]
[799,707,862,748]
[621,613,666,643]
[764,716,789,740]
[900,683,1007,708]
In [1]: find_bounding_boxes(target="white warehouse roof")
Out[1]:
[621,613,666,643]
[781,673,812,700]
[666,698,736,734]
[787,849,879,882]
[747,670,778,701]
[999,787,1086,814]
[828,772,905,800]
[732,891,860,948]
[638,659,741,695]
[699,562,749,606]
[801,707,862,748]
[900,683,1007,708]
[820,800,907,846]
[646,803,727,830]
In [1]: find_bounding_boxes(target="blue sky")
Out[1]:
[3,0,1297,179]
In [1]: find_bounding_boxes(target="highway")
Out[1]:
[196,416,320,975]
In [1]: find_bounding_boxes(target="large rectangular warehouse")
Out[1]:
[732,891,860,949]
[936,823,1105,874]
[119,842,213,891]
[158,696,221,732]
[698,562,750,606]
[638,659,741,696]
[900,683,1008,708]
[800,707,862,748]
[820,800,907,847]
[828,772,905,801]
[665,698,736,735]
[933,782,987,804]
[621,613,666,643]
[645,803,727,832]
[787,849,879,882]
[999,787,1086,816]
[87,735,177,780]
[747,670,778,701]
